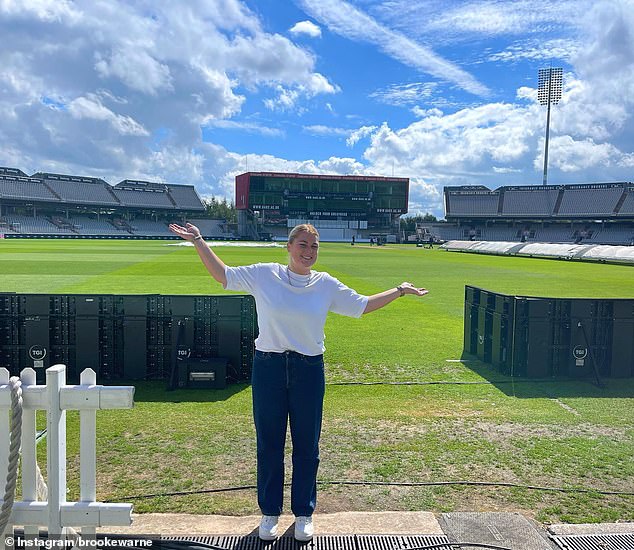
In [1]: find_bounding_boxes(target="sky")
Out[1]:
[1,0,633,218]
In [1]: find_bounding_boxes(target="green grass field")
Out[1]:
[1,239,633,523]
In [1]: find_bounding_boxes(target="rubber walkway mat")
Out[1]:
[161,535,454,550]
[550,533,634,549]
[439,512,556,550]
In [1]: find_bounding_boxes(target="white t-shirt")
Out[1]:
[224,262,368,356]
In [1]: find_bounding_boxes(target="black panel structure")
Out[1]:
[0,293,257,385]
[464,285,634,378]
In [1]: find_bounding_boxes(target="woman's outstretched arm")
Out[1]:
[363,282,428,314]
[169,222,227,286]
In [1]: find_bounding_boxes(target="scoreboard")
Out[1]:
[235,172,408,226]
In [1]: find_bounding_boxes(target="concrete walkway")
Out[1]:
[100,512,444,536]
[99,512,633,538]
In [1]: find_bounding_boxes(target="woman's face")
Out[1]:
[287,231,319,274]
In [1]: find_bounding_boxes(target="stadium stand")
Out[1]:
[556,184,623,216]
[66,216,122,235]
[619,190,634,215]
[168,185,206,211]
[443,182,634,246]
[446,192,499,216]
[0,174,59,202]
[4,214,66,234]
[127,219,172,236]
[39,174,120,206]
[501,187,560,216]
[111,188,175,209]
[0,166,233,239]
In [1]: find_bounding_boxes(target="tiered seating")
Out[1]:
[558,187,623,216]
[48,216,77,233]
[0,218,16,233]
[502,189,559,216]
[535,226,574,243]
[0,176,59,202]
[597,227,634,245]
[481,226,521,241]
[44,178,119,205]
[168,185,205,210]
[128,219,172,235]
[112,188,174,208]
[447,193,499,216]
[618,192,634,215]
[0,166,234,239]
[67,216,121,235]
[433,225,468,241]
[5,215,62,234]
[188,219,226,237]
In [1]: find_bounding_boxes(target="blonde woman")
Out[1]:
[168,222,428,541]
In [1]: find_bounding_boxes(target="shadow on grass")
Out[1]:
[460,351,634,399]
[110,379,250,403]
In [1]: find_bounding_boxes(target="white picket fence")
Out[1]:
[0,364,135,544]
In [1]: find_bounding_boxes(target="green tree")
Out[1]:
[399,213,437,232]
[202,197,237,223]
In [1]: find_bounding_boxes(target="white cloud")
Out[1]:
[364,102,539,173]
[205,119,284,137]
[303,125,350,136]
[376,0,591,42]
[346,125,378,147]
[290,20,322,38]
[493,166,522,174]
[264,86,302,111]
[264,74,338,111]
[298,0,490,96]
[68,95,149,136]
[0,0,338,182]
[424,0,589,36]
[0,0,80,22]
[302,124,378,147]
[487,39,580,63]
[227,32,336,95]
[215,151,366,191]
[370,82,438,106]
[406,178,443,214]
[94,49,173,96]
[412,107,444,118]
[539,135,633,172]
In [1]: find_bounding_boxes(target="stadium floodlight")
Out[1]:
[538,67,563,185]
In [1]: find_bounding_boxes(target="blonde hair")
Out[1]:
[288,224,319,243]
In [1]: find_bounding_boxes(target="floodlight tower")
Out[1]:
[538,67,563,185]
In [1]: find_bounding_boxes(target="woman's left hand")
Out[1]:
[399,282,429,296]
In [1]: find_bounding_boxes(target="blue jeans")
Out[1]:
[251,350,325,517]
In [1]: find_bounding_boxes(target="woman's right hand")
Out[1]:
[168,222,201,242]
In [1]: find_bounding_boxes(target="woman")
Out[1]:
[168,222,428,541]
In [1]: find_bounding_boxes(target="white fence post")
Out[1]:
[47,365,67,538]
[0,368,10,550]
[80,368,96,538]
[20,368,39,539]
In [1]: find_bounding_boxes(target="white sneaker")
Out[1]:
[259,515,279,541]
[294,516,314,542]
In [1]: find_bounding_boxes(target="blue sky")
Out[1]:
[1,0,633,218]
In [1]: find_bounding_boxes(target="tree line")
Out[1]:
[202,197,237,223]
